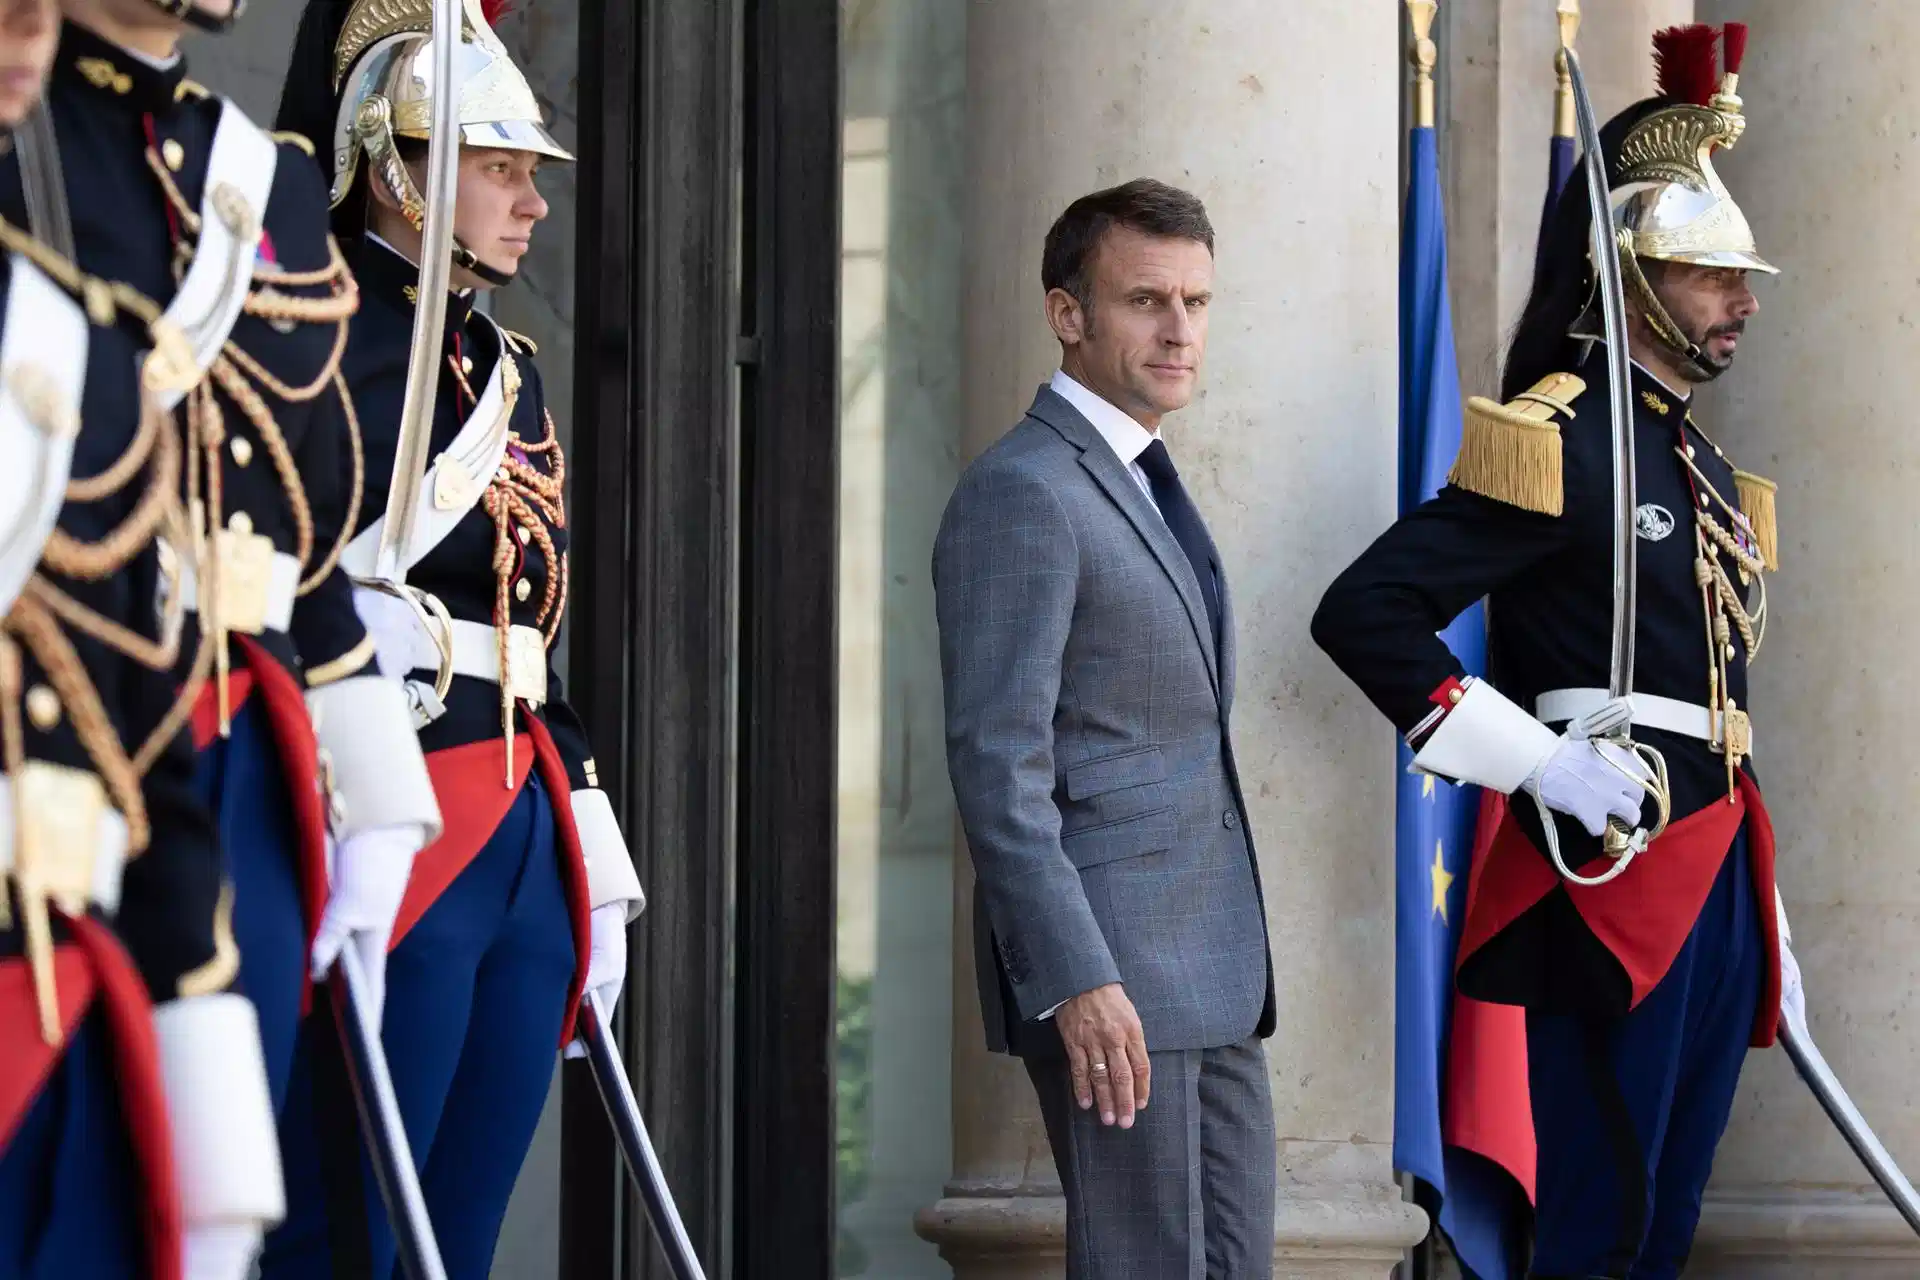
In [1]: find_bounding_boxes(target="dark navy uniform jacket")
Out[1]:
[0,250,223,1007]
[1312,351,1775,1020]
[0,22,374,688]
[342,235,595,786]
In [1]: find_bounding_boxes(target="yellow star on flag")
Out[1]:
[1422,774,1436,800]
[1431,840,1454,923]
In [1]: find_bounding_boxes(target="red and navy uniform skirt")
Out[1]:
[263,710,589,1280]
[189,636,331,1112]
[1459,777,1778,1279]
[0,917,182,1280]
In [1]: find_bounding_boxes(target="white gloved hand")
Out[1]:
[563,902,631,1061]
[1525,737,1648,837]
[353,586,442,682]
[310,824,425,1027]
[182,1221,262,1280]
[1779,936,1807,1035]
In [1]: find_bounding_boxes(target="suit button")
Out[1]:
[1224,810,1240,830]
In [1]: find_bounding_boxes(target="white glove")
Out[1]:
[563,902,630,1060]
[1525,737,1647,837]
[353,586,442,682]
[1780,936,1807,1035]
[310,824,425,1027]
[182,1222,262,1280]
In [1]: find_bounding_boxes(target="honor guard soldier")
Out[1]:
[0,7,281,1278]
[1313,25,1804,1279]
[1,0,445,1126]
[267,2,642,1275]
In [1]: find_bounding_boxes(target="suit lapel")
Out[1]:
[1030,387,1220,694]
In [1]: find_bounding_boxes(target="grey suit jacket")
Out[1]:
[934,385,1275,1058]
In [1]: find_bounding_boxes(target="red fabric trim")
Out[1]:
[233,637,331,1015]
[1741,774,1781,1048]
[1429,675,1468,710]
[524,714,593,1046]
[189,672,257,751]
[1441,791,1536,1203]
[390,735,533,947]
[0,947,97,1150]
[64,916,184,1280]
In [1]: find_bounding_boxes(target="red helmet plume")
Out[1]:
[1653,23,1720,107]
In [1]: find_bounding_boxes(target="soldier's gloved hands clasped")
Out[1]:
[1525,738,1647,837]
[311,824,427,1027]
[563,903,630,1060]
[353,585,442,683]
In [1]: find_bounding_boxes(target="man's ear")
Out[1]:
[1045,287,1087,347]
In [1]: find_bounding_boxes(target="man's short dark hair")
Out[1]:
[1042,179,1214,326]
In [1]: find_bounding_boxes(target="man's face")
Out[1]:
[1049,225,1213,425]
[0,0,59,130]
[1642,260,1759,381]
[400,146,549,289]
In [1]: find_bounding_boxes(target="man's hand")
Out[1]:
[1057,982,1150,1128]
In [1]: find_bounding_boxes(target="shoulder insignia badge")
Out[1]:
[271,130,317,158]
[1731,468,1779,570]
[1447,372,1582,517]
[75,57,132,95]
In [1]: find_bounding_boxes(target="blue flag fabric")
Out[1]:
[1534,135,1578,279]
[1394,124,1510,1279]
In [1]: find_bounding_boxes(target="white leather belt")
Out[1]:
[444,618,548,707]
[1536,688,1752,754]
[178,549,300,635]
[0,764,129,916]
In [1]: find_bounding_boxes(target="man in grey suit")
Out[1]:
[934,178,1277,1277]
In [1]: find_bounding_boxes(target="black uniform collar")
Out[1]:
[56,21,189,116]
[1627,362,1690,427]
[355,233,476,339]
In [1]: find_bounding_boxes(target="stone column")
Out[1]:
[1674,5,1920,1276]
[916,5,1428,1275]
[1441,0,1692,394]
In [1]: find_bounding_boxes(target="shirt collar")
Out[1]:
[1050,370,1158,466]
[57,20,189,116]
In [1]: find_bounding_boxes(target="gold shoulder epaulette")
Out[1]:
[1447,372,1582,517]
[503,328,539,355]
[174,78,210,102]
[1731,468,1779,570]
[272,130,316,158]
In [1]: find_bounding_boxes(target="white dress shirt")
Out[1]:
[1050,370,1163,519]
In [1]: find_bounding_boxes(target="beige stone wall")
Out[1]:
[1683,4,1920,1275]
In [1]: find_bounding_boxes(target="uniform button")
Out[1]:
[25,685,60,731]
[1448,686,1463,705]
[229,510,254,535]
[517,525,531,545]
[230,436,253,467]
[1684,444,1696,460]
[461,356,474,375]
[514,578,532,603]
[1224,810,1240,830]
[162,139,185,172]
[1725,643,1737,661]
[1699,493,1710,509]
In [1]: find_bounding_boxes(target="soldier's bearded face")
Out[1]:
[428,146,548,288]
[1047,226,1213,429]
[1643,260,1759,382]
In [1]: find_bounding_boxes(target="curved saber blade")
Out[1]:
[330,946,449,1280]
[1559,46,1637,699]
[371,0,463,588]
[1780,1019,1920,1237]
[579,991,708,1280]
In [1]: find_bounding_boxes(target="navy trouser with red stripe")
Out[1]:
[191,699,307,1112]
[0,1014,143,1279]
[1526,827,1762,1280]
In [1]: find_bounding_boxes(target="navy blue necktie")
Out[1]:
[1136,438,1221,645]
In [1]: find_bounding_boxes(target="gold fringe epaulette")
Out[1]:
[1732,468,1779,570]
[272,130,317,158]
[503,328,539,355]
[1447,372,1582,517]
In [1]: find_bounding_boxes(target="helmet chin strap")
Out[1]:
[365,125,515,291]
[1571,250,1725,384]
[453,241,513,289]
[149,0,246,33]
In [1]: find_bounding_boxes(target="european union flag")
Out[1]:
[1534,133,1577,278]
[1395,117,1517,1280]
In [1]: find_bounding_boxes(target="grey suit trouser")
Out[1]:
[1026,1036,1276,1279]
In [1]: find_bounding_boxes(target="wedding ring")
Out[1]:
[1090,1061,1109,1074]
